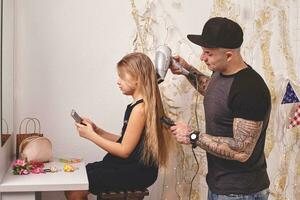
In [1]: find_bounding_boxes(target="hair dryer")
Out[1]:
[155,45,192,83]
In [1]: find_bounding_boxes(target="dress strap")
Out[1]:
[131,99,144,107]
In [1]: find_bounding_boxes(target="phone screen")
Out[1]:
[71,109,83,123]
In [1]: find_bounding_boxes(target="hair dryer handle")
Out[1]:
[171,58,190,76]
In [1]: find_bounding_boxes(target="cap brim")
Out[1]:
[187,34,217,48]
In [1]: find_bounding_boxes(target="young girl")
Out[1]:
[65,52,172,200]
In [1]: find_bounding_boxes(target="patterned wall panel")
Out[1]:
[130,0,300,199]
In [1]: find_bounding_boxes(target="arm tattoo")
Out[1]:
[196,118,263,162]
[186,66,210,95]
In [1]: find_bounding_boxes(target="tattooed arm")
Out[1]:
[198,118,262,162]
[185,65,210,96]
[171,118,263,162]
[169,56,210,96]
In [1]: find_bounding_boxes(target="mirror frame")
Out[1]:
[0,0,2,146]
[1,0,14,147]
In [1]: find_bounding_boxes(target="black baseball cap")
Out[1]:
[187,17,243,49]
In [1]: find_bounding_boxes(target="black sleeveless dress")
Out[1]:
[86,99,158,194]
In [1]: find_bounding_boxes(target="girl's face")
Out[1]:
[117,70,137,96]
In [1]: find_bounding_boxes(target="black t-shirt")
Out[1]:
[203,65,271,195]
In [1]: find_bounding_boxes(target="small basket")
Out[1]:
[16,117,43,157]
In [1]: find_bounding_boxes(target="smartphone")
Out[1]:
[71,109,86,125]
[160,116,175,127]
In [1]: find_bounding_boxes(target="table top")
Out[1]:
[0,158,89,192]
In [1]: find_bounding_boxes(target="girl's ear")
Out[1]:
[131,81,138,90]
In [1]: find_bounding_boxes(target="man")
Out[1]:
[169,17,271,200]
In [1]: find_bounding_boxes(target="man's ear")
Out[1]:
[225,51,233,62]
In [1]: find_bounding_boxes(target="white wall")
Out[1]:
[8,0,300,200]
[13,0,136,199]
[14,0,134,162]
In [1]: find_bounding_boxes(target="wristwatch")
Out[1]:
[189,130,199,148]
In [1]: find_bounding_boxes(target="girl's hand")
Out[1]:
[75,120,96,140]
[82,117,98,132]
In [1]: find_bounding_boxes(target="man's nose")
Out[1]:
[200,53,206,62]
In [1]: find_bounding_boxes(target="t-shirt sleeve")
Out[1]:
[229,89,269,121]
[228,68,271,121]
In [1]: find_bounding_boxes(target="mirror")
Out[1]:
[0,0,3,146]
[1,0,13,146]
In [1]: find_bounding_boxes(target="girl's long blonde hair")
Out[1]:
[117,52,172,167]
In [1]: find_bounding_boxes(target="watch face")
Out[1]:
[190,133,197,140]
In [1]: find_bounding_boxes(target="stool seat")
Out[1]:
[97,188,149,200]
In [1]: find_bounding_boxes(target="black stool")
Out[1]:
[97,188,149,200]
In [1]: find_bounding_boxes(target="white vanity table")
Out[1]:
[0,158,89,200]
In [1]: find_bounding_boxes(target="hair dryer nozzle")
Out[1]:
[155,46,172,83]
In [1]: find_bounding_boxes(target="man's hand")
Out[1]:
[169,56,190,75]
[169,121,192,144]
